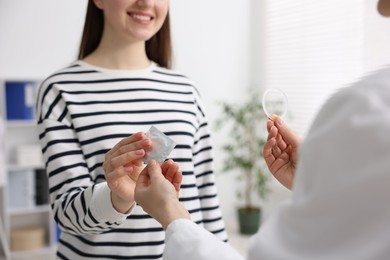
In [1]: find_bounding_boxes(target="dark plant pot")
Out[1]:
[238,207,261,235]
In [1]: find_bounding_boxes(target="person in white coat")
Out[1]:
[134,0,390,259]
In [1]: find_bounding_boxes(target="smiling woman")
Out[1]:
[35,0,228,259]
[79,0,171,68]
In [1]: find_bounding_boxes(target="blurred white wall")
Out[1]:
[364,0,390,73]
[169,0,257,226]
[0,0,86,79]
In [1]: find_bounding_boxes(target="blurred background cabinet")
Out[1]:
[0,79,56,260]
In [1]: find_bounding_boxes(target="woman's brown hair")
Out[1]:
[78,0,172,69]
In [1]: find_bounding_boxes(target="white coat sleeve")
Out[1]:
[163,219,244,260]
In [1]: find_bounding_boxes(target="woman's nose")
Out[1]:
[137,0,154,8]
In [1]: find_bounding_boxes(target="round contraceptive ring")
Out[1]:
[262,88,288,118]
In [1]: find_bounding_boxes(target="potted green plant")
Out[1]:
[215,91,271,235]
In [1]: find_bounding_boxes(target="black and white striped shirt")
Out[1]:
[36,61,228,259]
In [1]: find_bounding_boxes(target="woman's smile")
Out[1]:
[128,11,154,25]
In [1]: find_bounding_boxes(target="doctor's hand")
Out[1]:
[263,115,301,190]
[135,160,191,229]
[103,132,152,214]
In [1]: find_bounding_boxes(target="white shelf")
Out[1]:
[0,79,56,259]
[11,245,56,260]
[5,120,36,128]
[8,205,51,216]
[7,164,45,172]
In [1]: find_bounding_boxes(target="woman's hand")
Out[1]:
[135,160,190,229]
[263,116,301,190]
[103,132,152,213]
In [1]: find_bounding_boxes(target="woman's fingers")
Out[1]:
[104,149,145,175]
[106,132,143,157]
[103,132,152,174]
[105,132,152,160]
[111,139,151,159]
[106,166,128,181]
[109,149,145,169]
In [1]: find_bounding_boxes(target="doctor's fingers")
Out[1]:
[267,125,278,140]
[267,149,291,174]
[267,126,287,153]
[161,159,178,178]
[264,137,289,162]
[263,137,277,163]
[136,163,152,188]
[266,119,275,132]
[103,149,146,173]
[276,131,288,151]
[161,160,182,193]
[274,118,301,148]
[144,160,167,183]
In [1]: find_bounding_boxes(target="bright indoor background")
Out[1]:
[1,0,390,256]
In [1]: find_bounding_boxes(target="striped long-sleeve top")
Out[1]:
[36,61,228,260]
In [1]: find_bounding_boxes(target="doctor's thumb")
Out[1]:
[146,160,163,182]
